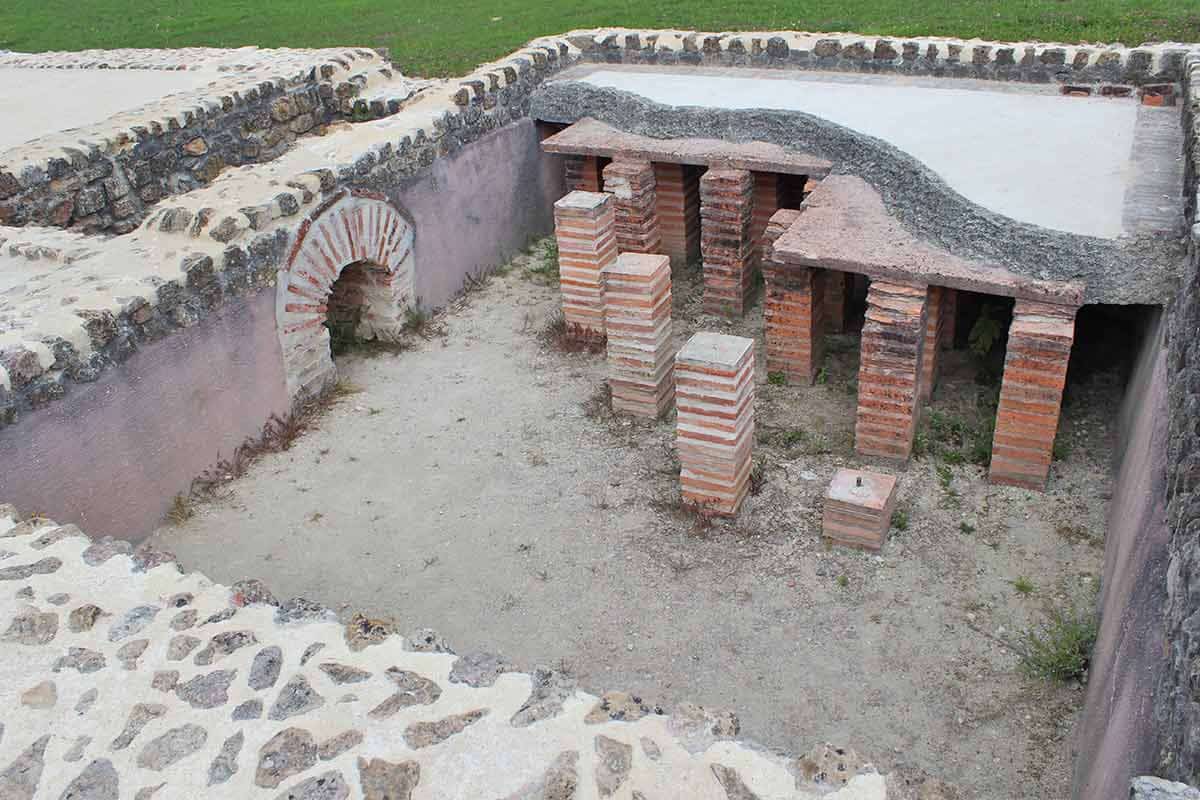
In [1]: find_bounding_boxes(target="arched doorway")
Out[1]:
[276,192,415,399]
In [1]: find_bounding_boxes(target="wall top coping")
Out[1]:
[773,175,1086,306]
[541,118,833,176]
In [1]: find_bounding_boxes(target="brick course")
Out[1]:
[854,281,928,460]
[553,191,617,337]
[988,300,1077,489]
[601,253,675,418]
[675,332,756,516]
[602,158,661,255]
[700,168,756,317]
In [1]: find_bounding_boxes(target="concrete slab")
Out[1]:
[572,65,1172,239]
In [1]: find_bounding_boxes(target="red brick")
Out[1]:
[855,281,928,460]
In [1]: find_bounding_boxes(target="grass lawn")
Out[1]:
[1,0,1197,78]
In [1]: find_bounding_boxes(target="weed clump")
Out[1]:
[1013,602,1098,683]
[891,509,909,531]
[539,311,605,354]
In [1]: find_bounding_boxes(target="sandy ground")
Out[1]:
[151,244,1111,798]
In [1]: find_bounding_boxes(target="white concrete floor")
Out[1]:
[0,68,214,150]
[578,66,1146,239]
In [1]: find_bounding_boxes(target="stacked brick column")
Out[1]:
[564,155,602,192]
[855,281,928,460]
[919,286,948,401]
[700,168,756,317]
[552,191,617,336]
[602,158,661,255]
[989,300,1077,489]
[601,253,675,418]
[762,209,826,384]
[941,288,958,349]
[675,332,756,516]
[654,163,701,267]
[751,172,782,264]
[825,271,849,333]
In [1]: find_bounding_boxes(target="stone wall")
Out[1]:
[1159,52,1200,783]
[0,49,419,234]
[565,28,1191,86]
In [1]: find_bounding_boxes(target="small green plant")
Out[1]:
[403,304,431,336]
[815,366,828,385]
[891,509,909,531]
[969,305,1004,359]
[836,574,849,588]
[1012,576,1036,595]
[959,521,976,535]
[1052,436,1072,462]
[749,462,767,496]
[767,371,788,386]
[936,463,954,490]
[1013,602,1098,683]
[912,430,929,458]
[941,449,966,466]
[524,239,560,285]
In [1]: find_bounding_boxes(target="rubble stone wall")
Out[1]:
[0,49,412,234]
[565,28,1192,86]
[1159,52,1200,784]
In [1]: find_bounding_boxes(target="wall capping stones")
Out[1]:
[562,27,1199,87]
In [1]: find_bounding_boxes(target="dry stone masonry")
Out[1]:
[0,505,889,799]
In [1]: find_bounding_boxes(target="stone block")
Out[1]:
[675,332,756,516]
[823,468,898,551]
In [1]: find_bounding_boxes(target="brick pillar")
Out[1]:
[675,332,756,517]
[751,172,782,264]
[825,271,849,333]
[920,286,948,401]
[941,288,958,350]
[855,281,928,460]
[602,158,661,255]
[700,167,756,317]
[762,209,826,384]
[564,155,601,192]
[989,300,1077,490]
[553,191,616,336]
[654,163,701,267]
[601,253,674,418]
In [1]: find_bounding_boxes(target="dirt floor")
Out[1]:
[150,242,1114,798]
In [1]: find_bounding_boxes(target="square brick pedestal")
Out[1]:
[823,468,898,551]
[855,281,928,460]
[700,168,756,317]
[553,191,616,336]
[603,159,662,255]
[675,332,756,516]
[989,300,1077,489]
[655,163,701,267]
[602,253,675,418]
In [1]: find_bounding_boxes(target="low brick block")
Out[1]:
[602,253,675,418]
[700,168,756,317]
[989,300,1077,490]
[654,163,701,267]
[553,191,617,336]
[855,281,928,460]
[823,468,898,551]
[675,332,756,516]
[603,158,661,255]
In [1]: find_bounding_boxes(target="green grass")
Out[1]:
[0,1,1195,78]
[1014,600,1098,683]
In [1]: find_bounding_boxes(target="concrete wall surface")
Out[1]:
[0,290,290,540]
[1074,310,1170,798]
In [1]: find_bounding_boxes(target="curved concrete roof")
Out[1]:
[574,65,1179,240]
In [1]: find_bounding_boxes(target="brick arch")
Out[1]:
[275,191,415,398]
